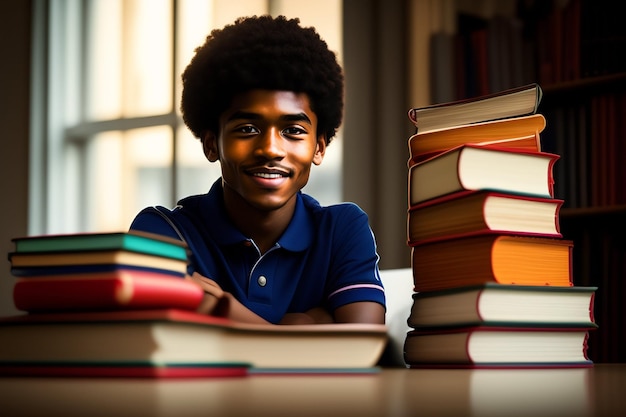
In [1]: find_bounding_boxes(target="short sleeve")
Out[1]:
[324,204,385,310]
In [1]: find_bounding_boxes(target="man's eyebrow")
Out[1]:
[226,111,261,122]
[226,111,312,124]
[281,113,313,124]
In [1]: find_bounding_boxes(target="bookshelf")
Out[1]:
[429,0,625,363]
[540,75,626,365]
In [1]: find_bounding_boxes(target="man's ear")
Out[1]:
[202,131,219,162]
[312,135,327,166]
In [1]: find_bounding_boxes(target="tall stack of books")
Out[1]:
[1,231,388,377]
[403,84,598,368]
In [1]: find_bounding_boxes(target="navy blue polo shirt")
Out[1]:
[130,179,385,323]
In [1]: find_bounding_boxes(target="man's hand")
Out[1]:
[185,273,269,324]
[280,302,385,325]
[280,307,334,324]
[185,273,224,314]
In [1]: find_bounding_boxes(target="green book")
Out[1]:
[12,231,188,261]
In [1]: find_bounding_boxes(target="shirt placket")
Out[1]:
[246,240,280,304]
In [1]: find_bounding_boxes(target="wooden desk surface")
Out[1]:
[1,364,624,417]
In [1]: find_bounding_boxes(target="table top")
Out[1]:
[1,364,624,417]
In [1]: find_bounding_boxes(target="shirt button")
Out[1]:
[257,275,267,287]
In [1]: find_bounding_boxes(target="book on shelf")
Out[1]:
[407,283,597,328]
[0,309,388,371]
[407,83,543,135]
[8,249,188,277]
[403,326,594,368]
[411,234,573,292]
[408,114,545,165]
[407,190,563,245]
[429,32,457,104]
[408,144,558,206]
[11,230,188,261]
[483,14,528,91]
[12,269,204,313]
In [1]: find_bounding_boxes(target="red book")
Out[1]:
[404,326,594,368]
[407,283,597,329]
[408,144,559,207]
[12,269,204,312]
[407,190,563,245]
[0,363,249,378]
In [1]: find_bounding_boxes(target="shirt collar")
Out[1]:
[182,179,313,252]
[275,192,313,252]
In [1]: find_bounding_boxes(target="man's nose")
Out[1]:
[255,128,286,159]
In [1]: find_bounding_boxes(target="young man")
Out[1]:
[130,15,385,325]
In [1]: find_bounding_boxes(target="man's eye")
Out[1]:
[237,125,258,134]
[283,127,306,136]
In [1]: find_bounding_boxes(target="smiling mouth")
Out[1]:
[252,172,286,179]
[247,165,292,179]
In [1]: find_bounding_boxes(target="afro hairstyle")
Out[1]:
[180,15,344,145]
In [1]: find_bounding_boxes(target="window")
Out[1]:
[32,0,343,234]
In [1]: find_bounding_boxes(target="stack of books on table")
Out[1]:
[1,231,388,377]
[403,84,598,368]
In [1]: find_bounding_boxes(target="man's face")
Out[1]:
[204,89,326,212]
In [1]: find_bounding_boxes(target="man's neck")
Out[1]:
[222,187,296,255]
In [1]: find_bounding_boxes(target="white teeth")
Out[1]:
[253,173,282,179]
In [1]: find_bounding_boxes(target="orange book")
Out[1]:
[12,269,204,312]
[411,234,573,292]
[408,114,545,165]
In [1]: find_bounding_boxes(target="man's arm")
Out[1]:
[334,302,385,324]
[279,302,385,325]
[189,270,386,325]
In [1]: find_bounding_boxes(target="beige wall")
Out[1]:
[0,1,31,315]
